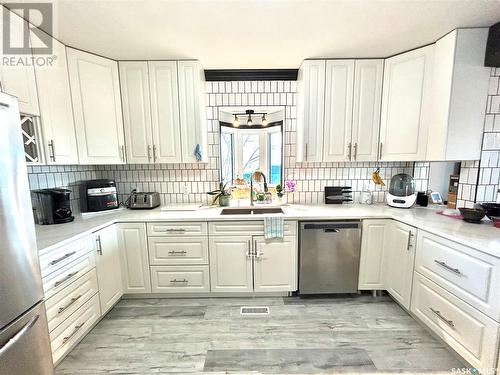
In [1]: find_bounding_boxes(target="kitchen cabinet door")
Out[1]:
[94,225,123,314]
[358,219,389,290]
[351,60,383,162]
[297,60,325,162]
[253,236,297,292]
[323,60,354,162]
[384,221,417,310]
[119,62,153,164]
[148,61,182,163]
[177,61,207,163]
[35,35,78,164]
[0,8,39,115]
[116,223,151,294]
[379,45,434,161]
[209,236,253,293]
[67,47,125,164]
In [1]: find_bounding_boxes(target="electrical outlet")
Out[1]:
[183,183,189,195]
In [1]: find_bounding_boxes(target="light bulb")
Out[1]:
[233,115,239,127]
[262,114,268,126]
[247,115,253,126]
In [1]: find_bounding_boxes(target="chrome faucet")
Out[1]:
[250,171,268,206]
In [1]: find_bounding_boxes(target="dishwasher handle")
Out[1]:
[301,222,360,230]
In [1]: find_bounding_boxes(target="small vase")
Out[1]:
[276,193,287,205]
[218,195,231,207]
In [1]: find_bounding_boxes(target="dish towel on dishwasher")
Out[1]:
[264,216,284,239]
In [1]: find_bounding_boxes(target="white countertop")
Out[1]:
[35,203,500,258]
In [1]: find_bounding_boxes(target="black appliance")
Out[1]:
[81,179,119,212]
[324,186,352,204]
[31,188,74,225]
[485,21,500,67]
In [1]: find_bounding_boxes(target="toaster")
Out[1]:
[127,192,161,209]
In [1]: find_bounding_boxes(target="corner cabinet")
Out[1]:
[379,45,434,161]
[35,35,79,164]
[94,225,123,314]
[384,221,417,310]
[0,7,39,115]
[67,47,126,164]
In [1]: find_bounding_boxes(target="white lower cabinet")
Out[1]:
[117,223,151,294]
[411,272,499,370]
[209,234,298,293]
[49,293,101,365]
[150,265,210,293]
[358,219,390,290]
[94,225,123,314]
[384,221,417,310]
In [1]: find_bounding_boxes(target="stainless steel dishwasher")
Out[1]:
[299,221,361,294]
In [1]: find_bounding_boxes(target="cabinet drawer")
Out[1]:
[411,273,499,369]
[50,293,101,365]
[39,236,93,278]
[42,252,96,299]
[415,230,500,321]
[209,221,297,236]
[147,222,207,236]
[150,266,210,293]
[148,237,208,265]
[45,269,99,332]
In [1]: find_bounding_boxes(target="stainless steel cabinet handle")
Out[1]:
[353,143,358,160]
[347,142,352,160]
[430,308,455,328]
[96,235,102,255]
[304,143,308,161]
[168,250,187,255]
[147,145,152,162]
[62,322,85,344]
[246,240,253,258]
[170,279,188,283]
[54,271,79,287]
[49,251,76,266]
[48,140,56,162]
[378,142,383,160]
[406,230,413,250]
[121,145,125,161]
[153,145,157,162]
[0,315,39,358]
[434,260,462,275]
[164,228,186,233]
[58,295,82,314]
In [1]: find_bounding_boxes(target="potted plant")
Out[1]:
[275,183,286,204]
[207,181,232,207]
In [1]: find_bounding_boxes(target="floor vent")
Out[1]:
[240,306,270,315]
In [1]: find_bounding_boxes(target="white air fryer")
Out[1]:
[386,173,417,208]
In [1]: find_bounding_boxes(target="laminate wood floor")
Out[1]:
[56,295,466,374]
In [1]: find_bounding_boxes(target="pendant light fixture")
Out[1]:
[261,114,268,126]
[247,114,253,126]
[232,114,240,127]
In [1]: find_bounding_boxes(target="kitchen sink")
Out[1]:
[220,207,284,215]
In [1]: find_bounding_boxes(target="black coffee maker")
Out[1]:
[31,188,74,225]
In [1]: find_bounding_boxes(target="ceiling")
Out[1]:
[8,0,500,68]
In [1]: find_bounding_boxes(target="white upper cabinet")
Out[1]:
[119,62,153,164]
[148,61,182,163]
[379,45,434,161]
[351,60,384,161]
[297,60,325,162]
[427,28,490,161]
[323,60,354,162]
[67,47,125,164]
[0,8,39,115]
[34,35,78,164]
[177,61,207,163]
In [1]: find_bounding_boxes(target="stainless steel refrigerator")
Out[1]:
[0,93,54,374]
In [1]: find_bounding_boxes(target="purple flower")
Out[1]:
[285,179,296,193]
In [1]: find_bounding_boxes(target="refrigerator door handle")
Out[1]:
[0,315,39,358]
